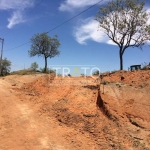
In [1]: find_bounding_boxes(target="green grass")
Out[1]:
[10,69,40,75]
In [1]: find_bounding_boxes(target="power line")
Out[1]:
[27,0,44,15]
[46,0,103,33]
[6,41,31,51]
[6,0,104,51]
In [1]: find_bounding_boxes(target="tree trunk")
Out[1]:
[44,56,47,73]
[119,49,123,70]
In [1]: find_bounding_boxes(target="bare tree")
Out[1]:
[95,0,150,70]
[29,33,60,72]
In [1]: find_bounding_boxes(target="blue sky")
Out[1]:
[0,0,150,74]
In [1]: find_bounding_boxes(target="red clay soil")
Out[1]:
[102,70,150,88]
[0,70,150,150]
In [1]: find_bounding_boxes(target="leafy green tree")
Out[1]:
[95,0,150,70]
[29,33,60,72]
[1,58,11,76]
[30,62,38,71]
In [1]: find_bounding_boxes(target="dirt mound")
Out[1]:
[1,71,150,150]
[20,72,150,149]
[22,74,55,96]
[103,70,150,88]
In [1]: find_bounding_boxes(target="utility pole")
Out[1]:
[0,38,4,75]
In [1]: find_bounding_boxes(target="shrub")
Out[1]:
[0,58,11,76]
[40,67,56,74]
[30,62,38,71]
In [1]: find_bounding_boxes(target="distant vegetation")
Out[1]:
[92,70,100,75]
[141,62,150,70]
[39,67,56,74]
[10,69,38,75]
[0,58,11,76]
[30,62,39,71]
[80,74,85,77]
[10,68,56,75]
[10,61,56,75]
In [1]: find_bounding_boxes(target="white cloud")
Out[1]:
[74,17,109,45]
[74,7,150,45]
[0,0,31,10]
[59,0,108,11]
[7,11,26,29]
[0,0,34,28]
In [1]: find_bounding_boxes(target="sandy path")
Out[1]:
[0,76,65,150]
[0,76,101,150]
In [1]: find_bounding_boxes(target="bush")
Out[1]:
[141,62,150,70]
[30,62,38,71]
[57,73,62,76]
[10,69,36,75]
[111,70,118,73]
[92,70,100,75]
[0,58,11,76]
[68,74,71,77]
[40,67,56,74]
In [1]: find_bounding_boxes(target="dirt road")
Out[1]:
[0,75,101,150]
[0,72,150,150]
